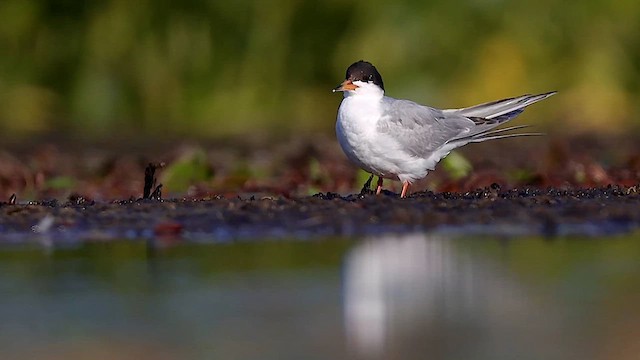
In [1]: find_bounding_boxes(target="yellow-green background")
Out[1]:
[1,0,638,138]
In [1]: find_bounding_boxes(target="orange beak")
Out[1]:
[333,79,358,92]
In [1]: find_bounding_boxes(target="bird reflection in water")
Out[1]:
[342,234,572,360]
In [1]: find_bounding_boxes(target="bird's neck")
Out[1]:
[342,90,384,111]
[344,86,384,100]
[339,92,384,127]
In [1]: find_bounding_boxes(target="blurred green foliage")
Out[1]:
[441,151,472,180]
[1,0,639,138]
[161,147,213,193]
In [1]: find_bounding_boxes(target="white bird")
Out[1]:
[334,60,555,198]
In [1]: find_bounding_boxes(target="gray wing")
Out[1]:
[377,92,556,155]
[376,97,475,156]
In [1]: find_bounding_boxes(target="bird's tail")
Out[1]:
[445,91,556,119]
[446,91,556,143]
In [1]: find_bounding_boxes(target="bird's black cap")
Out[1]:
[345,60,384,91]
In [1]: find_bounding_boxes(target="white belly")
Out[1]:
[336,117,381,176]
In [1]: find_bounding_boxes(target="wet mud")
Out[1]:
[0,134,638,242]
[0,184,638,243]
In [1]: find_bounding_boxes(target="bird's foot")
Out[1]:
[400,182,410,198]
[375,177,383,195]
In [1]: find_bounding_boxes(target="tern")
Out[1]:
[334,60,555,198]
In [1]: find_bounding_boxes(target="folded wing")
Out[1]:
[377,91,556,157]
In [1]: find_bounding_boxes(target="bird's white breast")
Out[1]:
[336,94,418,179]
[336,93,433,183]
[336,95,383,175]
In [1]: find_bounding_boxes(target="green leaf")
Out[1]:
[161,149,214,193]
[45,176,76,190]
[441,151,472,180]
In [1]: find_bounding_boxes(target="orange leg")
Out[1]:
[400,182,410,198]
[375,177,384,195]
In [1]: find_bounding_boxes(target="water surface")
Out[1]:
[0,234,639,359]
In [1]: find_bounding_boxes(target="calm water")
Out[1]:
[0,234,639,360]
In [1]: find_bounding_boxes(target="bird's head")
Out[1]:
[333,60,385,97]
